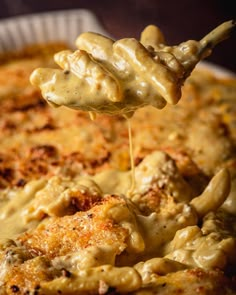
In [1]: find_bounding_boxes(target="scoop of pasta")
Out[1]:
[30,20,235,117]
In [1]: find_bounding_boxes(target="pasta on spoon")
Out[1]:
[30,20,235,118]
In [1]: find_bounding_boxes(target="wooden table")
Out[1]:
[0,0,235,72]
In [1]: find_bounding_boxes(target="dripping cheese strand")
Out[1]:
[127,118,136,196]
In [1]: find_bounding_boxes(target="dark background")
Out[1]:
[0,0,235,72]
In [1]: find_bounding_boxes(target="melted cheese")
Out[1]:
[0,151,191,239]
[0,179,46,241]
[0,145,235,294]
[127,118,136,195]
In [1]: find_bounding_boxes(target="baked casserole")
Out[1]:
[0,22,236,295]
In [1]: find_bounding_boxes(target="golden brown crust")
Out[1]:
[18,196,128,259]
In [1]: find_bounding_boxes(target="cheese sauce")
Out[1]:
[0,179,46,241]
